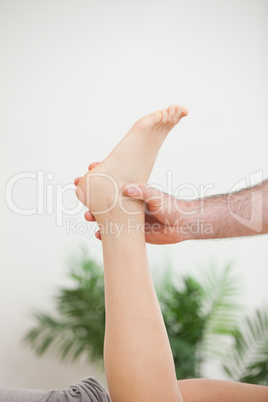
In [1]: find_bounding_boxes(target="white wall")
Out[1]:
[1,0,268,389]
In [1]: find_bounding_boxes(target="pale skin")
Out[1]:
[75,106,268,401]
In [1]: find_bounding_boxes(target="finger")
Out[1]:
[88,162,100,171]
[74,177,82,186]
[84,211,96,222]
[123,183,163,206]
[95,230,102,240]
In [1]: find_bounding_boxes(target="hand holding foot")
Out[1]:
[75,169,189,244]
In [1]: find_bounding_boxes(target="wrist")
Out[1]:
[174,199,202,241]
[170,199,197,242]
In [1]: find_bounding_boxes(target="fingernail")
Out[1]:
[125,185,135,195]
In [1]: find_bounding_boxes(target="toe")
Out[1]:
[151,110,163,124]
[181,106,188,117]
[174,105,183,123]
[161,109,168,124]
[167,105,176,123]
[173,105,188,123]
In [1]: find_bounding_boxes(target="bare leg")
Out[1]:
[178,379,268,402]
[101,207,181,401]
[76,106,187,401]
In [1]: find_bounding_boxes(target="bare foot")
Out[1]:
[76,105,188,221]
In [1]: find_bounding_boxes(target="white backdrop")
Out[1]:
[1,0,268,390]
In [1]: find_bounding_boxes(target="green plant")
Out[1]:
[24,252,106,365]
[223,309,268,385]
[155,270,206,378]
[24,252,268,384]
[154,263,243,379]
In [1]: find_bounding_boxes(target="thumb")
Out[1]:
[123,184,163,208]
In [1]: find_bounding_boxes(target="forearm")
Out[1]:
[101,202,182,402]
[178,378,268,402]
[181,180,268,241]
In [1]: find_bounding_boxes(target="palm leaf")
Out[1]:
[198,262,243,360]
[24,253,106,364]
[223,308,268,385]
[154,266,207,378]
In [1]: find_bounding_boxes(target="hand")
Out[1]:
[74,163,188,244]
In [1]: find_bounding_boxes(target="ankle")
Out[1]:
[97,213,146,239]
[95,197,145,225]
